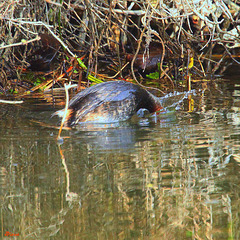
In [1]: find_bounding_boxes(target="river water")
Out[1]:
[0,79,239,239]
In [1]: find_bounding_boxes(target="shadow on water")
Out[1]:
[0,79,240,239]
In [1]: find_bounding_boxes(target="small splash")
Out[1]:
[160,90,195,110]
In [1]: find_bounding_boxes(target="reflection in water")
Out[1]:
[71,122,142,151]
[0,80,240,239]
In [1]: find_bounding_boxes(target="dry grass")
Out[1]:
[0,0,239,92]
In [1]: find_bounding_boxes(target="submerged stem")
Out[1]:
[57,83,77,140]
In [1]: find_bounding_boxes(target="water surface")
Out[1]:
[0,80,239,239]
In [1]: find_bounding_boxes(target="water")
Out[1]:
[0,80,239,239]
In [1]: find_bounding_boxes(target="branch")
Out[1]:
[0,99,23,104]
[1,18,76,57]
[0,36,40,50]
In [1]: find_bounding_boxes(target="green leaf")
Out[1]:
[146,71,160,79]
[9,89,18,94]
[77,58,87,69]
[88,74,103,83]
[34,78,42,86]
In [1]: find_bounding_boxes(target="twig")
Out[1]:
[0,100,23,104]
[91,5,146,16]
[57,83,77,140]
[0,36,41,50]
[151,30,175,89]
[107,62,129,79]
[130,5,165,95]
[44,0,62,7]
[2,18,76,57]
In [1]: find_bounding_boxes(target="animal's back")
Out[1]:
[57,81,161,126]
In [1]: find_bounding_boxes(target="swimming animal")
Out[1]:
[55,80,164,127]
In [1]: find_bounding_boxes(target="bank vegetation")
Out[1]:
[0,0,239,96]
